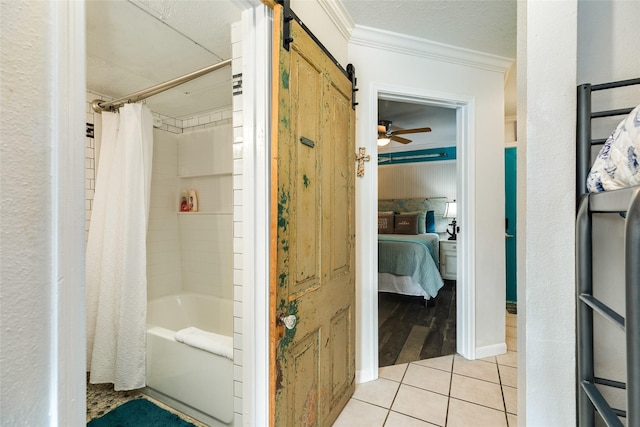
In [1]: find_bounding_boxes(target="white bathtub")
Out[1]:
[146,293,233,426]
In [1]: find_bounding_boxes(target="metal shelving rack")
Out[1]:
[576,78,640,427]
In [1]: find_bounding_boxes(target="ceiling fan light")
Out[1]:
[377,137,391,146]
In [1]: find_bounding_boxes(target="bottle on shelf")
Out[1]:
[180,191,189,212]
[188,188,198,212]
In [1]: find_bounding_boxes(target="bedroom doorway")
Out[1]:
[376,100,458,367]
[357,84,476,381]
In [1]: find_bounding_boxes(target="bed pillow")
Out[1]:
[403,210,427,234]
[378,211,395,234]
[394,213,419,234]
[426,210,436,233]
[587,104,640,192]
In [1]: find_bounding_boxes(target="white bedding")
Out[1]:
[587,104,640,192]
[378,273,431,300]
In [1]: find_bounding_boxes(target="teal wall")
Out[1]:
[378,146,456,165]
[505,147,517,303]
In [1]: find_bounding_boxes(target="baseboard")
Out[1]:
[356,368,377,384]
[475,342,508,359]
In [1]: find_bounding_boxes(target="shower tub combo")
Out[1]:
[146,293,233,426]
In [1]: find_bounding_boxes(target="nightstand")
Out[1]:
[439,240,457,280]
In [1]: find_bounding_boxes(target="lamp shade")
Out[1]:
[444,201,457,219]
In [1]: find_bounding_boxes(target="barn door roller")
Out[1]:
[276,0,294,51]
[275,0,358,111]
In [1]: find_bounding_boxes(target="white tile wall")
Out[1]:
[178,125,233,177]
[85,91,102,240]
[231,20,244,426]
[85,91,235,303]
[147,130,182,299]
[178,213,233,298]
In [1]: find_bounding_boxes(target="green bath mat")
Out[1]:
[87,398,195,427]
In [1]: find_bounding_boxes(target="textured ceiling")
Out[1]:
[343,0,517,59]
[86,0,241,118]
[86,0,516,121]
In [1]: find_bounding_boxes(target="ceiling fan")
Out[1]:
[377,120,432,146]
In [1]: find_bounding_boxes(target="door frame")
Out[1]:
[359,83,476,381]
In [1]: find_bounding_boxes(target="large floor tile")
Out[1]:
[353,377,400,409]
[505,325,517,339]
[412,354,454,373]
[450,374,505,411]
[403,363,452,396]
[391,384,449,426]
[379,363,408,382]
[502,385,517,415]
[498,364,518,388]
[446,398,508,427]
[332,399,388,427]
[507,413,517,427]
[453,355,500,383]
[506,336,517,352]
[496,351,517,368]
[385,411,439,427]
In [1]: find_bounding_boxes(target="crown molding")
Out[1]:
[317,0,354,41]
[350,25,514,74]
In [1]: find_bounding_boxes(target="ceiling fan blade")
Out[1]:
[391,135,412,144]
[392,127,432,135]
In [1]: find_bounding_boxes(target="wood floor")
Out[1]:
[378,279,457,367]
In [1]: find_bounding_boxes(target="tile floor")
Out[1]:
[333,311,518,427]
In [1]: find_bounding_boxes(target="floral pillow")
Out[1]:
[587,104,640,192]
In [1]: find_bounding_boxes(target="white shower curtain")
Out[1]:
[86,103,153,390]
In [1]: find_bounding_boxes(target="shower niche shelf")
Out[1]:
[178,171,232,179]
[176,171,232,215]
[177,211,232,216]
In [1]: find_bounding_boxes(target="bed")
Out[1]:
[377,198,449,301]
[575,78,640,426]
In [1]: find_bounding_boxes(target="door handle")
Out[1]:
[278,314,297,330]
[505,233,515,238]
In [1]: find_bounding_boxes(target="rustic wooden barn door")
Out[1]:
[270,4,356,426]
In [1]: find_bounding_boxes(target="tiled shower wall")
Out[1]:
[85,21,244,425]
[230,22,244,426]
[84,91,233,239]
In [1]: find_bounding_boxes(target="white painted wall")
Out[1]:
[515,0,528,422]
[0,1,86,425]
[291,0,350,67]
[350,27,510,379]
[519,1,640,424]
[577,0,640,88]
[575,0,640,417]
[519,1,578,425]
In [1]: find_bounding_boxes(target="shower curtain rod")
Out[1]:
[91,59,232,113]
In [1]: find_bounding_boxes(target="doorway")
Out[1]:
[359,84,476,381]
[376,99,458,367]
